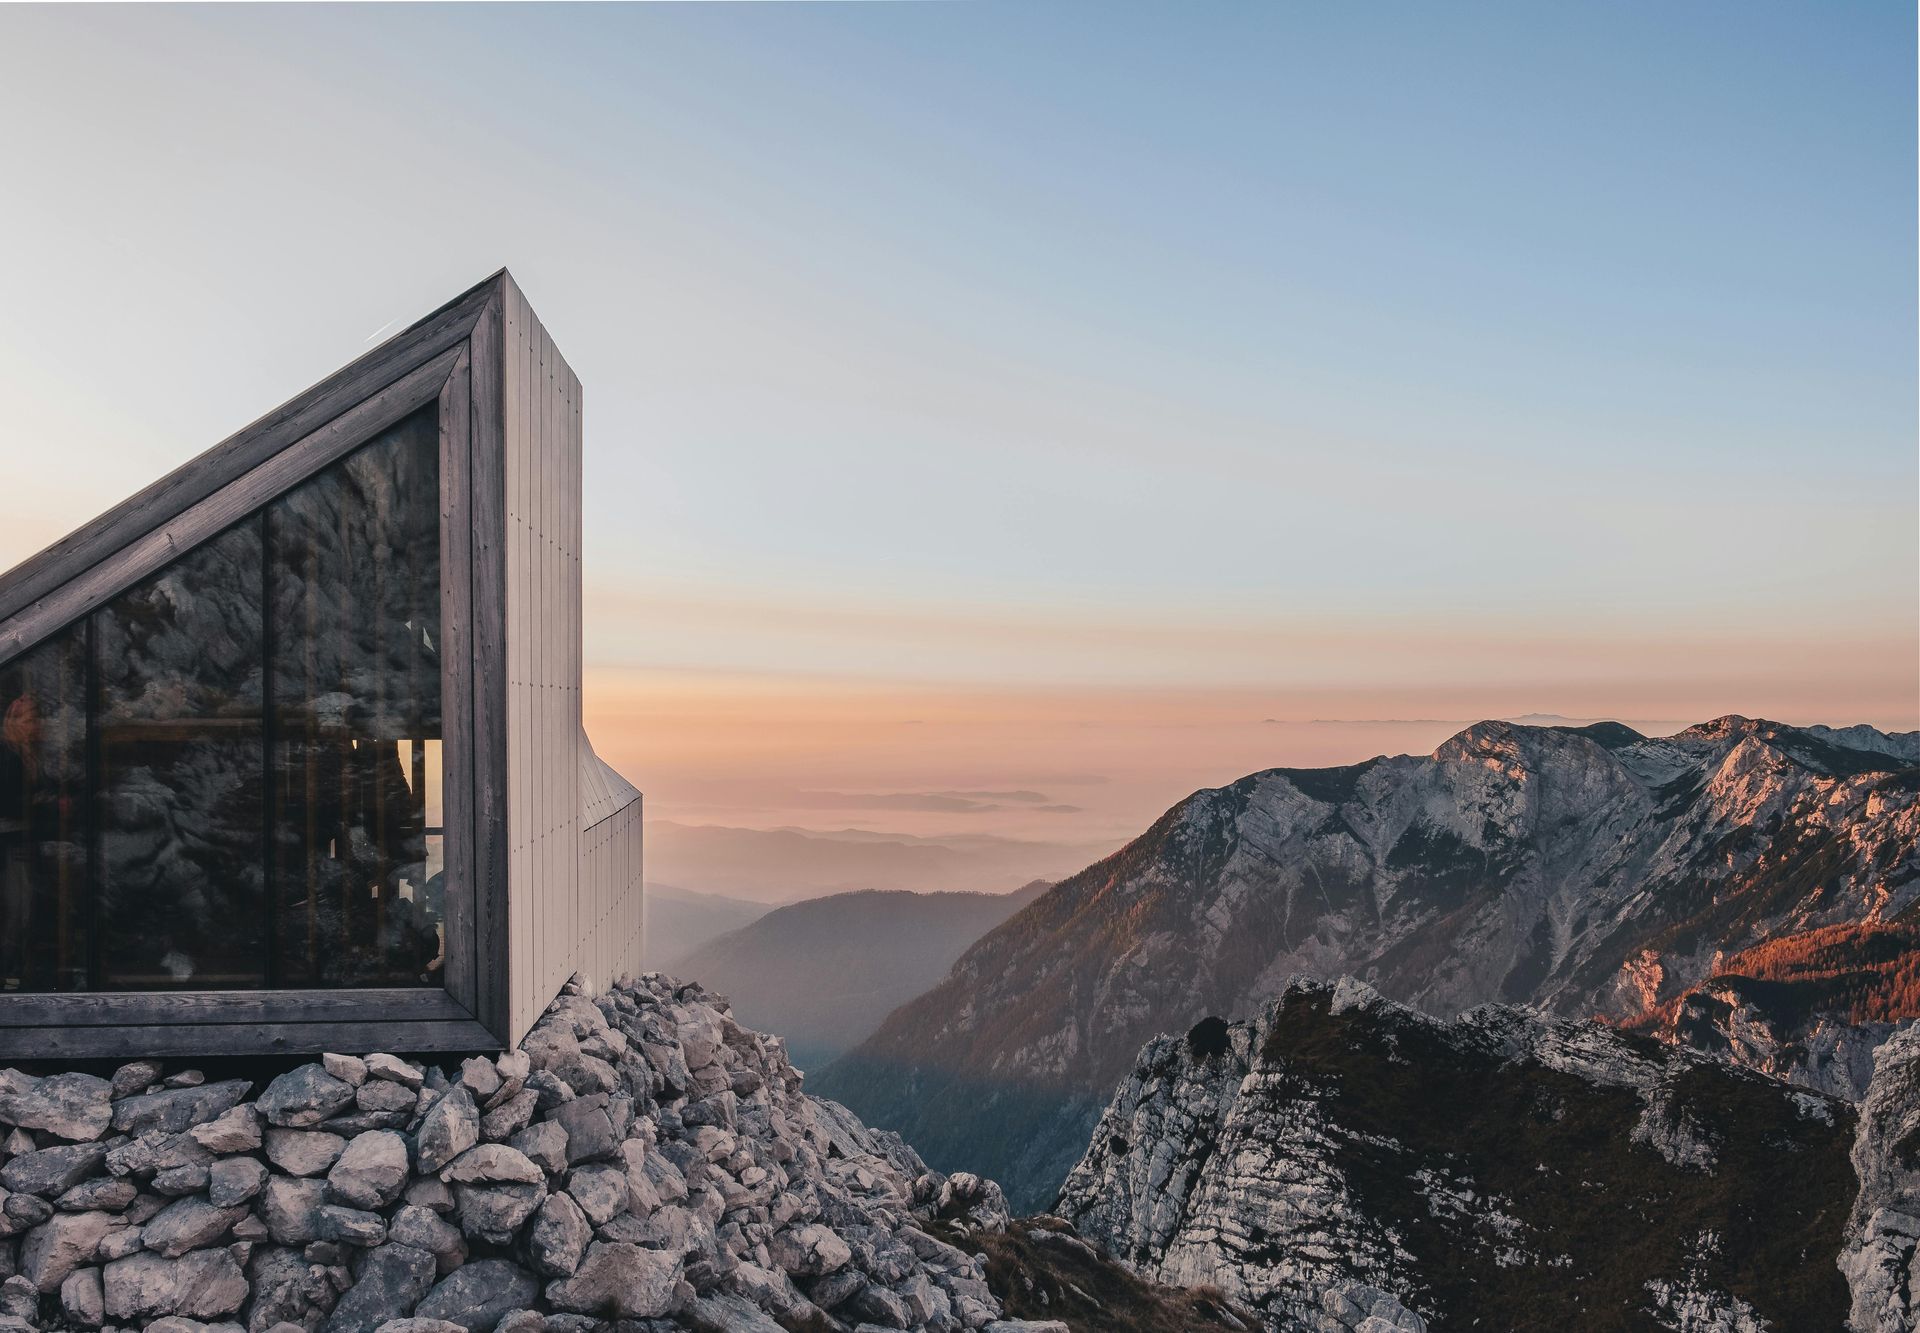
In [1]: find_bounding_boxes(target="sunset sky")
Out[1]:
[0,4,1912,888]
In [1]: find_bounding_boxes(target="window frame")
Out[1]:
[0,276,515,1055]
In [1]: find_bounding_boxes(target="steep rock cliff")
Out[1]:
[1055,978,1857,1332]
[1841,1023,1920,1331]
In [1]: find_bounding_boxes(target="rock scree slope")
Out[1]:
[0,972,1200,1333]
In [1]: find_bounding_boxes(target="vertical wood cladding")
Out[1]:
[500,278,641,1045]
[579,740,644,994]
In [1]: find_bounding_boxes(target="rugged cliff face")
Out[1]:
[817,717,1920,1210]
[1840,1024,1920,1332]
[1055,978,1859,1333]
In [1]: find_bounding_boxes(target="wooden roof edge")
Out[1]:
[0,269,513,624]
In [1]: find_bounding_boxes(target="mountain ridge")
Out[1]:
[814,714,1920,1211]
[644,819,1112,902]
[641,881,771,970]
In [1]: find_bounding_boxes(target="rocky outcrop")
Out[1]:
[1056,978,1859,1332]
[1841,1023,1920,1331]
[820,717,1920,1210]
[0,973,1095,1332]
[1669,984,1901,1101]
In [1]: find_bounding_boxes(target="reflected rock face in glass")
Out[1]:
[0,628,88,991]
[271,409,443,987]
[96,519,266,988]
[0,406,444,992]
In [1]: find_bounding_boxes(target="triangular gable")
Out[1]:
[0,272,506,661]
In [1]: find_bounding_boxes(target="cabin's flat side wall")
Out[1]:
[578,800,644,988]
[579,738,645,990]
[501,278,586,1046]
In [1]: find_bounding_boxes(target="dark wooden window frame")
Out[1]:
[0,275,515,1057]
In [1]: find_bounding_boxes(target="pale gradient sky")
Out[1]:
[0,4,1913,869]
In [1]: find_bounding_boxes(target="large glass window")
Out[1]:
[0,407,444,993]
[269,413,443,987]
[97,521,267,988]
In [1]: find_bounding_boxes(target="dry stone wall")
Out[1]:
[0,976,1055,1333]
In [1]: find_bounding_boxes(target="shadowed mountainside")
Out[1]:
[1056,978,1856,1331]
[641,881,771,971]
[673,882,1051,1072]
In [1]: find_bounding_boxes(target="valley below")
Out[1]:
[663,883,1050,1071]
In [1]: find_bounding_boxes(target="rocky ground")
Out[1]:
[926,1217,1246,1333]
[3,963,1898,1333]
[0,973,1148,1333]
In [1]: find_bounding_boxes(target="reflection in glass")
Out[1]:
[0,628,88,991]
[96,520,266,988]
[270,409,443,987]
[0,405,445,992]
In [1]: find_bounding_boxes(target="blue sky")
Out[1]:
[0,3,1912,837]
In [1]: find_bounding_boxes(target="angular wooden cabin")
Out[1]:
[0,273,643,1057]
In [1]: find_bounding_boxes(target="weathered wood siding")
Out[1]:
[499,277,644,1044]
[578,738,645,990]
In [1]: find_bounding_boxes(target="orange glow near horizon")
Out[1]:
[584,625,1920,861]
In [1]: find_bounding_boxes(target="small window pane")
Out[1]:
[95,519,266,989]
[0,627,89,991]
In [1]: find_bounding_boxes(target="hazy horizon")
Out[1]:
[634,707,1898,904]
[1,4,1912,901]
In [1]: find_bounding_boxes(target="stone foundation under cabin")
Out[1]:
[0,974,1047,1333]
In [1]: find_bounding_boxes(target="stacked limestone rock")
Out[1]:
[0,975,1059,1333]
